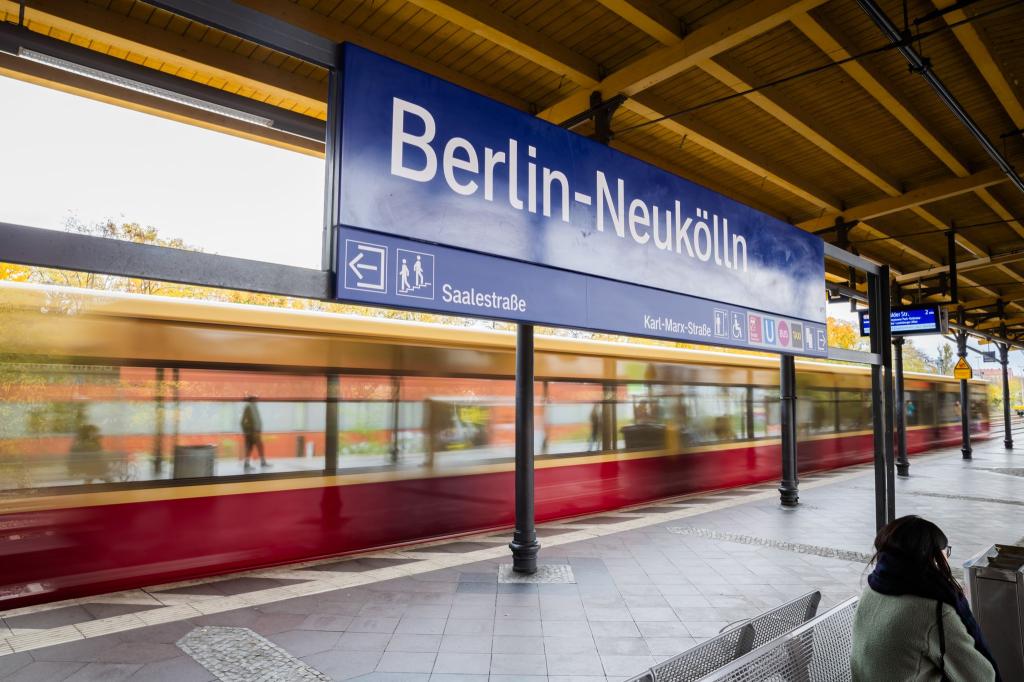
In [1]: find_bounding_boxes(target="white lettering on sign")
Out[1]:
[441,283,527,312]
[389,97,749,273]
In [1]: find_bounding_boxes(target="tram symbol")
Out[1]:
[396,248,435,300]
[731,312,745,340]
[806,329,815,351]
[748,315,762,343]
[763,317,777,345]
[344,239,387,293]
[713,309,728,337]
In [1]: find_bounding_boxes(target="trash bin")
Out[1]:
[964,544,1024,680]
[173,444,216,479]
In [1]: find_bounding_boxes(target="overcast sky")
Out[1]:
[2,73,1022,376]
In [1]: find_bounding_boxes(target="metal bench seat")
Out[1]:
[700,597,859,682]
[627,590,823,682]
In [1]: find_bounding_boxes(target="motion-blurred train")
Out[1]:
[0,283,989,607]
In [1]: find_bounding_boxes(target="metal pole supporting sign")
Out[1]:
[510,324,540,573]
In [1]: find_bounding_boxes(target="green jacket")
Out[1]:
[852,588,996,682]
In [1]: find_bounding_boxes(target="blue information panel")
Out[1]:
[859,305,945,337]
[333,44,826,355]
[340,227,828,357]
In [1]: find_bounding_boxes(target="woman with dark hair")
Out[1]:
[851,515,999,681]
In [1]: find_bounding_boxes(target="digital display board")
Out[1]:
[859,304,946,337]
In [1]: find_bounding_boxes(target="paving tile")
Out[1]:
[542,620,591,637]
[395,618,447,635]
[600,655,655,677]
[545,652,606,676]
[441,619,492,636]
[594,637,650,656]
[489,653,547,675]
[426,675,488,682]
[123,655,213,681]
[3,661,87,682]
[268,629,341,657]
[386,634,442,653]
[348,616,401,634]
[492,635,544,654]
[5,606,95,630]
[376,652,437,673]
[65,663,143,681]
[493,619,543,636]
[543,636,597,655]
[587,621,640,638]
[438,634,491,653]
[355,674,430,682]
[302,649,380,680]
[431,652,490,674]
[336,632,393,652]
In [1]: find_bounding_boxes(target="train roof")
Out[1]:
[0,281,979,385]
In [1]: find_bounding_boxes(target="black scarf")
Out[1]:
[868,551,1001,681]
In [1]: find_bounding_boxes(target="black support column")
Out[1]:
[956,312,972,460]
[893,337,909,477]
[510,324,540,573]
[778,354,799,507]
[1000,341,1013,449]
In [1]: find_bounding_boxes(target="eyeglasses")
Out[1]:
[943,546,952,558]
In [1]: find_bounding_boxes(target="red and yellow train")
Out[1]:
[0,283,989,608]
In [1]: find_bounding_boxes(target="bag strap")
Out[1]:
[937,599,949,681]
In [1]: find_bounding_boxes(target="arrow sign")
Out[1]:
[343,240,387,292]
[348,251,379,280]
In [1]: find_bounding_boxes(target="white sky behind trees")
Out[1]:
[1,73,1022,374]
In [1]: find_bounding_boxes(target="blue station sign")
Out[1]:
[333,44,827,357]
[859,304,947,337]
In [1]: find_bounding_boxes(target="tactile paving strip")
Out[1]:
[666,526,874,563]
[177,626,329,681]
[498,564,576,584]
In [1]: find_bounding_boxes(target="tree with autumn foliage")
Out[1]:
[827,316,862,350]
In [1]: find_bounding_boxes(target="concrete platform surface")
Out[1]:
[1,428,1022,681]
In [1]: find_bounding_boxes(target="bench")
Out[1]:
[627,590,823,682]
[699,597,858,681]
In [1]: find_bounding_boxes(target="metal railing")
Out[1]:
[626,591,822,682]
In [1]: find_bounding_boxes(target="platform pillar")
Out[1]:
[957,321,972,460]
[510,323,540,573]
[1000,341,1013,449]
[778,354,799,507]
[893,337,909,477]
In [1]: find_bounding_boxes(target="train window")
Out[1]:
[540,381,606,455]
[0,363,329,491]
[799,389,836,435]
[751,387,780,439]
[906,390,934,426]
[837,390,871,432]
[938,392,961,423]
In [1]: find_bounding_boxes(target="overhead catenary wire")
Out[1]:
[611,0,1021,137]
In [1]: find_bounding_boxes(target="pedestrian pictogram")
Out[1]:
[397,248,435,300]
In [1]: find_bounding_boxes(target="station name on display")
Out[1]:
[391,99,749,273]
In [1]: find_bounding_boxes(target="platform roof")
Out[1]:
[1,0,1023,339]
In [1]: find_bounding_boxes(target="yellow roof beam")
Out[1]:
[934,0,1024,130]
[540,0,826,124]
[793,13,1024,242]
[402,0,601,88]
[699,58,903,196]
[594,0,680,46]
[0,0,327,114]
[797,167,1006,231]
[235,0,531,113]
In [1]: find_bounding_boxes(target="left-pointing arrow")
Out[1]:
[348,252,365,279]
